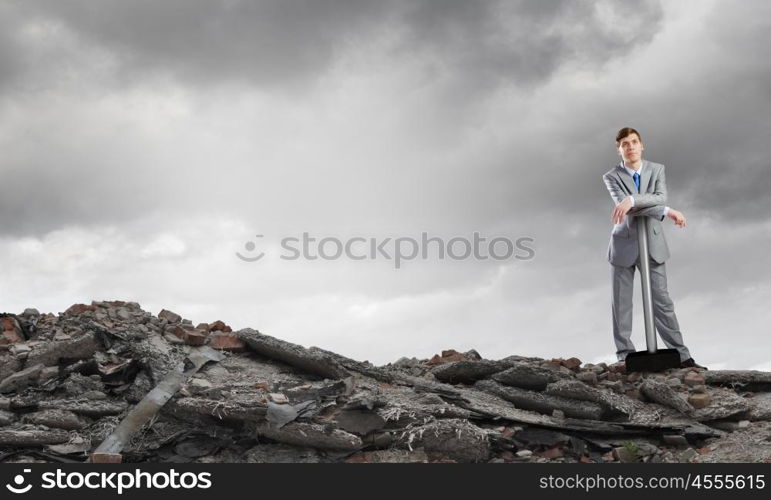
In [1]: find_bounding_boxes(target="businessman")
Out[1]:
[602,127,705,369]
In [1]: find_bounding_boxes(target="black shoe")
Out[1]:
[680,358,707,369]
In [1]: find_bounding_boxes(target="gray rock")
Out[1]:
[0,363,45,393]
[576,371,598,386]
[0,428,70,446]
[255,421,362,451]
[26,333,99,367]
[545,379,642,420]
[237,328,349,380]
[0,409,16,426]
[475,379,604,420]
[689,389,751,421]
[24,409,85,430]
[662,435,689,446]
[514,428,570,447]
[243,443,326,463]
[678,447,698,463]
[402,418,490,463]
[640,379,693,414]
[491,362,571,391]
[158,309,182,323]
[705,370,771,391]
[336,409,387,435]
[431,360,508,384]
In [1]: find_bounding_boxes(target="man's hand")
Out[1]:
[667,208,687,228]
[611,196,634,224]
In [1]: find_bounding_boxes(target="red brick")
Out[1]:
[173,326,209,346]
[1,317,24,345]
[684,371,705,387]
[426,349,466,366]
[90,453,122,463]
[158,309,182,323]
[209,320,232,333]
[208,331,246,352]
[539,445,564,459]
[65,304,96,315]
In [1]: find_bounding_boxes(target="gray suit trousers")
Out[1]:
[611,257,691,362]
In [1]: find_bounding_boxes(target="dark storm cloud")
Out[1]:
[395,0,664,93]
[5,0,664,92]
[0,0,667,238]
[0,3,25,91]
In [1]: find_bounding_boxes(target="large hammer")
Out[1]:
[624,217,681,372]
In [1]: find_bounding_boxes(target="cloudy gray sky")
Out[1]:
[2,0,770,369]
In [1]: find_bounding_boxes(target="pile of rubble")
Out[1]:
[2,301,770,463]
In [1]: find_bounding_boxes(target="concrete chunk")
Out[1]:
[0,363,45,393]
[237,328,349,380]
[26,333,99,367]
[475,379,604,420]
[431,360,508,384]
[640,379,693,414]
[492,362,571,391]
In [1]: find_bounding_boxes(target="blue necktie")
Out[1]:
[633,172,640,192]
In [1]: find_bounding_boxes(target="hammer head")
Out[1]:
[625,349,681,373]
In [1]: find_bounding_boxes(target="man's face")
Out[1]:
[617,133,644,164]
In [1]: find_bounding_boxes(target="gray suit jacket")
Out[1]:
[602,160,670,267]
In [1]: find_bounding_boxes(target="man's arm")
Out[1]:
[628,205,666,220]
[602,172,631,206]
[632,165,667,209]
[603,166,669,223]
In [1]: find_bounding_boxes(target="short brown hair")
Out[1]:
[616,127,641,144]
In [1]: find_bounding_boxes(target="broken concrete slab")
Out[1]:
[37,399,128,417]
[165,398,268,423]
[237,328,349,380]
[430,360,508,384]
[0,352,22,386]
[0,428,70,446]
[0,409,16,426]
[0,363,45,393]
[25,333,99,367]
[746,393,771,421]
[640,379,694,414]
[705,370,771,391]
[492,362,573,391]
[475,379,604,420]
[255,421,362,451]
[346,448,429,463]
[241,443,326,463]
[689,388,751,422]
[399,418,489,462]
[545,379,642,420]
[23,409,86,430]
